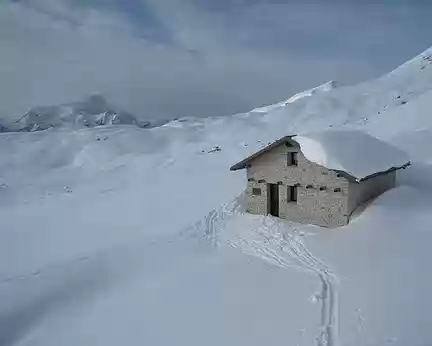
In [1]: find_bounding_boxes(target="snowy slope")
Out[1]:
[1,47,432,346]
[251,80,337,113]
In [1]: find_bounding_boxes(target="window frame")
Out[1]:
[252,187,262,196]
[287,185,298,203]
[287,152,298,166]
[292,152,298,166]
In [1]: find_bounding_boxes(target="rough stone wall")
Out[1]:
[245,143,350,227]
[246,180,269,215]
[348,171,396,215]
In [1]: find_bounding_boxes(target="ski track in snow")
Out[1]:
[232,218,339,346]
[189,197,340,346]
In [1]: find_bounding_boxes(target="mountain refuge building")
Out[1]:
[230,130,410,228]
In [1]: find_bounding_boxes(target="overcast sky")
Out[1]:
[1,0,431,120]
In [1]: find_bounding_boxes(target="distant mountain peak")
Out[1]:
[0,95,165,133]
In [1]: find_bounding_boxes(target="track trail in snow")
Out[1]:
[227,217,339,346]
[192,198,339,346]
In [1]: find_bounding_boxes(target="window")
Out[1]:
[252,188,261,196]
[293,152,298,165]
[319,186,327,191]
[287,185,298,202]
[287,152,298,166]
[334,188,341,192]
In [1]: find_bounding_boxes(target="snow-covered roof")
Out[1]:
[231,130,410,181]
[294,130,410,181]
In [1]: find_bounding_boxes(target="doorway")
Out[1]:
[268,183,279,217]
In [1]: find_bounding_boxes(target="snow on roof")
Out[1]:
[231,130,410,181]
[293,130,410,181]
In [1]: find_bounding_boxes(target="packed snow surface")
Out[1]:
[1,47,432,346]
[294,130,410,180]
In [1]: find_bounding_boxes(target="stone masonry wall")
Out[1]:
[245,143,350,227]
[246,180,269,215]
[348,171,396,215]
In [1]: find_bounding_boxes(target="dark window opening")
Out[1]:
[334,188,341,192]
[252,188,261,196]
[287,185,298,202]
[287,152,298,166]
[319,186,327,191]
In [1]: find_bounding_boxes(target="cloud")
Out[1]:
[0,0,431,120]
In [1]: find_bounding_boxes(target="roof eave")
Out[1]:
[230,164,247,171]
[333,170,357,182]
[358,162,411,182]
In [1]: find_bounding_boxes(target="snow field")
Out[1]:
[1,47,432,345]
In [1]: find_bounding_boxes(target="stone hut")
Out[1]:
[230,130,410,228]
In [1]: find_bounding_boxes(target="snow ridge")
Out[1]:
[285,80,337,104]
[251,80,337,113]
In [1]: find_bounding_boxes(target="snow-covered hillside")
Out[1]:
[251,80,337,113]
[1,47,432,346]
[0,95,169,132]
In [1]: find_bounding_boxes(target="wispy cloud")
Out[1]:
[1,0,431,120]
